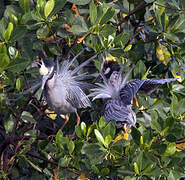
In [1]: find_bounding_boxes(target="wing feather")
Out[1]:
[103,99,136,127]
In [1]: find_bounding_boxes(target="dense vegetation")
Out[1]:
[0,0,185,179]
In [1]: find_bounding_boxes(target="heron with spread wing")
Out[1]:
[91,63,177,130]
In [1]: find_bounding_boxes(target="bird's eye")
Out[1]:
[104,67,110,75]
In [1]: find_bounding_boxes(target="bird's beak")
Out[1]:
[41,75,49,89]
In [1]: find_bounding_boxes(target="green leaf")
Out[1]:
[11,25,28,41]
[170,94,178,116]
[176,99,185,115]
[104,135,112,148]
[71,24,88,35]
[67,0,91,5]
[49,0,67,17]
[80,122,86,136]
[90,1,97,25]
[9,46,18,59]
[19,0,30,13]
[8,11,18,25]
[4,116,15,133]
[114,32,129,47]
[142,163,155,174]
[36,0,46,14]
[0,53,10,71]
[99,117,106,129]
[16,77,22,91]
[99,7,115,25]
[59,157,71,167]
[68,140,75,155]
[0,18,8,41]
[0,44,7,54]
[21,111,35,123]
[164,117,175,130]
[81,143,107,164]
[142,66,151,80]
[134,60,146,78]
[36,26,49,39]
[26,158,42,172]
[124,44,132,52]
[56,130,63,144]
[5,57,29,73]
[100,168,110,176]
[44,0,55,18]
[102,121,116,138]
[164,13,169,31]
[150,119,161,133]
[75,125,82,138]
[133,162,139,175]
[100,24,116,38]
[94,129,105,146]
[86,123,96,138]
[131,127,141,145]
[163,143,176,156]
[24,129,37,136]
[4,22,14,41]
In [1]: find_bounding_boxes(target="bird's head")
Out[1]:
[94,60,121,83]
[38,59,55,89]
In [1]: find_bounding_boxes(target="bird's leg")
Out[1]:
[75,111,81,126]
[133,95,139,107]
[61,114,70,131]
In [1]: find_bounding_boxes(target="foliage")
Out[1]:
[0,0,185,179]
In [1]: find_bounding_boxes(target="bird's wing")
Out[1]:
[120,78,177,105]
[138,78,177,94]
[120,79,146,105]
[103,99,136,127]
[66,85,91,109]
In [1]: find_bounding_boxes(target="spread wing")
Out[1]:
[103,99,136,127]
[138,78,177,94]
[120,78,177,105]
[120,79,145,105]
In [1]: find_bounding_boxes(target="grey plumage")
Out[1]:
[39,51,96,129]
[91,67,177,128]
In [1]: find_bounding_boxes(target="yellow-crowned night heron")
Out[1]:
[39,52,95,130]
[91,65,177,130]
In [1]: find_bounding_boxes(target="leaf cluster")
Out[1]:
[0,0,185,179]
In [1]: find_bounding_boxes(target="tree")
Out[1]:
[0,0,185,179]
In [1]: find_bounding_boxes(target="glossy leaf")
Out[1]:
[94,129,105,146]
[16,77,22,91]
[4,116,15,133]
[21,111,35,123]
[90,1,97,25]
[67,0,91,5]
[98,116,106,129]
[68,140,75,155]
[99,7,115,25]
[44,0,55,18]
[19,0,30,13]
[81,143,107,164]
[80,122,86,136]
[4,22,14,41]
[0,53,10,71]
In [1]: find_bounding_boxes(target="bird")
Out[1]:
[38,51,96,130]
[90,64,178,131]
